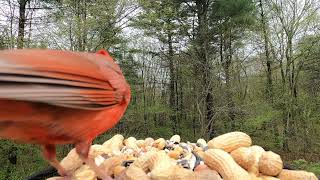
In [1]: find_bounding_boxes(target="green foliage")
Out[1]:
[52,0,124,51]
[133,0,187,44]
[210,0,256,35]
[212,0,256,26]
[0,140,72,179]
[0,141,46,179]
[291,159,320,176]
[245,104,280,129]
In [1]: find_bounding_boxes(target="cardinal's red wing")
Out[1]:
[0,49,126,110]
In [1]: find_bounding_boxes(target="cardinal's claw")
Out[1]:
[75,141,114,180]
[82,159,113,180]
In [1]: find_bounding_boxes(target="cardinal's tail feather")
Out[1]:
[0,68,111,89]
[0,49,129,110]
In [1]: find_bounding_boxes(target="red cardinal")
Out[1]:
[0,49,131,179]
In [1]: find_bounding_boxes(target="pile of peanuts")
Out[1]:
[47,131,318,180]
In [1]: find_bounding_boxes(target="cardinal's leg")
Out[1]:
[42,144,72,179]
[75,141,112,180]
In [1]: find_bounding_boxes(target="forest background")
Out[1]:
[0,0,319,179]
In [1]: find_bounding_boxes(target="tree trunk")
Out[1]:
[176,60,181,134]
[17,0,29,49]
[76,0,82,51]
[258,0,273,102]
[8,0,15,49]
[282,34,294,152]
[142,59,148,135]
[81,0,87,51]
[221,29,236,131]
[195,0,215,138]
[168,32,177,134]
[282,111,290,152]
[26,1,33,48]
